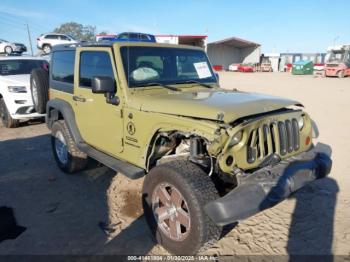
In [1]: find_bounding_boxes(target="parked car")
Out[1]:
[30,41,331,255]
[240,64,255,72]
[97,32,156,43]
[0,39,27,55]
[229,63,254,73]
[0,56,48,127]
[228,63,240,71]
[37,33,78,54]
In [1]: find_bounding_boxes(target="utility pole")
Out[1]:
[26,23,34,56]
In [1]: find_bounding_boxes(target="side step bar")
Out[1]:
[77,143,146,180]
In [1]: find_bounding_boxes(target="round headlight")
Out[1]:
[229,131,243,147]
[298,116,304,130]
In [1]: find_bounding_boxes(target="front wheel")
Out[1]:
[51,120,88,173]
[142,160,222,255]
[42,44,51,54]
[4,46,13,55]
[0,98,19,128]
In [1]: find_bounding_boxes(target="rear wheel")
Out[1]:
[4,46,13,55]
[42,44,51,54]
[51,120,88,173]
[0,98,19,128]
[142,160,222,255]
[30,68,49,113]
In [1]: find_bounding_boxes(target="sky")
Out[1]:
[0,0,349,54]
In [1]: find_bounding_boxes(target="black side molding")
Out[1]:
[78,143,145,179]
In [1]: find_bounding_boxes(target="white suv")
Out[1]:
[0,56,48,128]
[37,33,77,54]
[0,39,27,55]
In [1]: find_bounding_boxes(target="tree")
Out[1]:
[53,22,96,41]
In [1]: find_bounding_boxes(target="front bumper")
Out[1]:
[325,69,340,76]
[13,46,27,53]
[204,143,332,226]
[4,93,44,120]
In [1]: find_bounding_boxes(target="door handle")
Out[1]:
[73,95,86,102]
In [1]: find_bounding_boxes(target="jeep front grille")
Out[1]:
[247,118,300,163]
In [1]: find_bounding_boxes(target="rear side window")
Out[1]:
[140,34,150,41]
[45,34,59,39]
[52,51,75,83]
[79,51,114,88]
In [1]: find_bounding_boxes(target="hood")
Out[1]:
[134,89,301,123]
[2,75,30,86]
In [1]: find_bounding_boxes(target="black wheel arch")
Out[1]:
[46,99,83,144]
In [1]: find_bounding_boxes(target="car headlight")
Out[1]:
[8,86,27,93]
[297,116,304,130]
[228,131,243,147]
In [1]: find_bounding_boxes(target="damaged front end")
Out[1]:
[214,108,314,173]
[145,107,332,226]
[204,109,332,226]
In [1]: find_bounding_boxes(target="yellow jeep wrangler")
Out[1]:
[34,42,332,255]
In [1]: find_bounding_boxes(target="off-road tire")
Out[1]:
[0,98,19,128]
[51,120,88,173]
[4,46,13,55]
[30,68,49,114]
[42,44,51,54]
[337,70,345,78]
[142,160,222,255]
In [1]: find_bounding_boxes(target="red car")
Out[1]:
[238,64,254,72]
[229,63,254,72]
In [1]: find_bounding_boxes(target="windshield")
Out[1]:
[0,59,48,76]
[120,46,217,88]
[326,51,346,63]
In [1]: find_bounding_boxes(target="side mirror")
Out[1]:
[91,76,119,105]
[92,76,116,93]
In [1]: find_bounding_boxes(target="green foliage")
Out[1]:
[53,22,96,41]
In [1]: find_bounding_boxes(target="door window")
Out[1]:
[79,51,115,88]
[45,34,59,39]
[59,35,69,41]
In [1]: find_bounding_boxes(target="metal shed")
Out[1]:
[155,35,208,49]
[207,37,261,70]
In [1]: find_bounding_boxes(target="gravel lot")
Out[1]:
[0,72,349,256]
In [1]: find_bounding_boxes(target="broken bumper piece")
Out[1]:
[204,143,332,226]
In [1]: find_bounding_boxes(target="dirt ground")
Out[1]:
[0,72,349,256]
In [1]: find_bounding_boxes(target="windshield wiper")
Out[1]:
[134,82,181,91]
[175,80,215,89]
